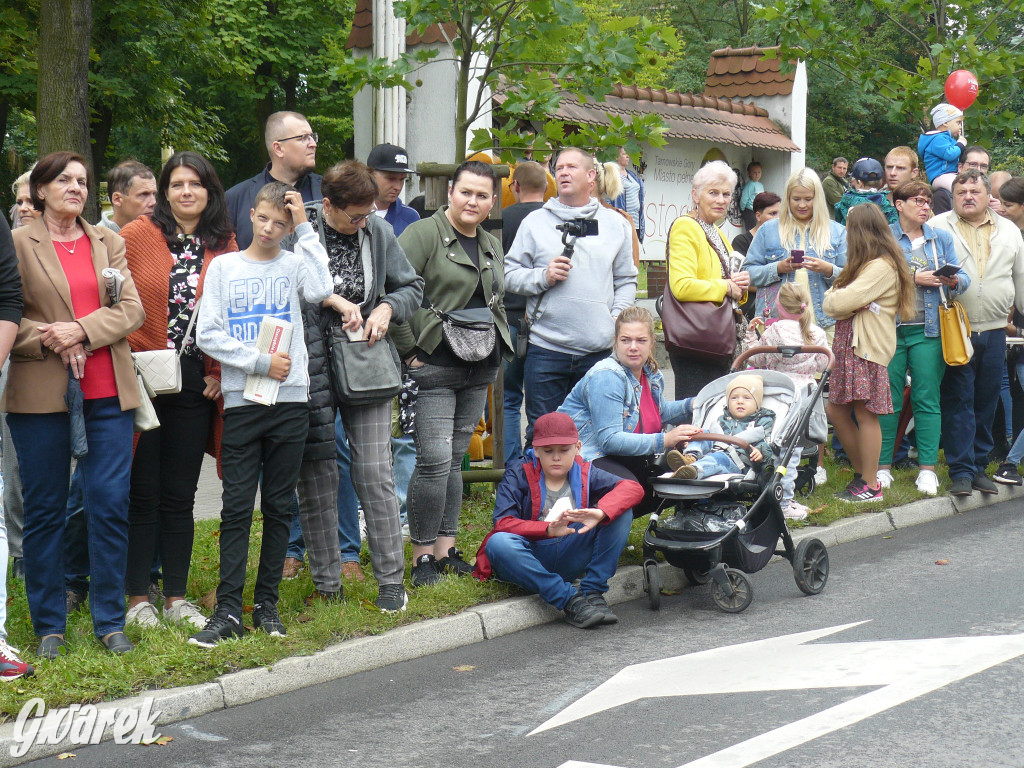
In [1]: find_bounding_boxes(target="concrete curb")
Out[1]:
[3,484,1022,763]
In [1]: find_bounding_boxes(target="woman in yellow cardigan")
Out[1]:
[666,161,750,397]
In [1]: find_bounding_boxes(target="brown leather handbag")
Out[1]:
[660,219,737,363]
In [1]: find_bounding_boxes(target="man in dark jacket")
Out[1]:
[225,111,322,249]
[367,144,419,236]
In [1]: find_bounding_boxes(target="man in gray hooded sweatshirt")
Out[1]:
[505,147,637,446]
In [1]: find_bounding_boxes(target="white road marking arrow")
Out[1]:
[538,622,1024,768]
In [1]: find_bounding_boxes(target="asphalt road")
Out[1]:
[26,500,1024,768]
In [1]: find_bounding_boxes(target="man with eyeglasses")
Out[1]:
[225,111,323,249]
[932,168,1024,497]
[931,145,991,215]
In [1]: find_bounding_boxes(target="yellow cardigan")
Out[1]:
[667,216,732,303]
[822,259,899,366]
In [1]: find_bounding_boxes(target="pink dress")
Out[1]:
[744,319,829,388]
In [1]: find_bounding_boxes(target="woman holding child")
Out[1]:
[121,151,237,631]
[559,306,701,515]
[392,161,512,588]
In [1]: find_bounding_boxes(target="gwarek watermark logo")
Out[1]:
[10,697,162,758]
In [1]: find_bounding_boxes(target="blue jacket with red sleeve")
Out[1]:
[472,450,645,580]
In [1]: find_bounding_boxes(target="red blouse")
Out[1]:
[634,372,662,434]
[54,236,117,399]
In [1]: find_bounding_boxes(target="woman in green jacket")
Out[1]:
[393,160,512,587]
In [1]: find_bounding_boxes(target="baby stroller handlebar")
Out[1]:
[684,433,753,455]
[732,344,835,372]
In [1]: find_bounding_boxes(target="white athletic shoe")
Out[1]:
[814,466,827,486]
[782,501,809,520]
[876,468,894,488]
[164,599,208,629]
[125,601,160,628]
[915,469,939,496]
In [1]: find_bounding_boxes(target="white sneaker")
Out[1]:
[814,466,827,485]
[876,468,894,488]
[783,501,809,520]
[915,469,939,496]
[125,601,160,628]
[164,599,208,629]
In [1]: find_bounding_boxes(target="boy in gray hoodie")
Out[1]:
[191,182,332,647]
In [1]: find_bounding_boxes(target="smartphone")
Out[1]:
[933,263,960,279]
[790,249,804,265]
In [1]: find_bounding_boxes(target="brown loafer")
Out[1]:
[282,556,304,580]
[341,561,365,582]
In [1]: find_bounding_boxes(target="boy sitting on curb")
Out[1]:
[473,412,644,629]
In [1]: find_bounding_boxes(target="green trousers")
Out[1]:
[879,324,946,466]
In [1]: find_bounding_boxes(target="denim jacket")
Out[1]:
[742,219,847,328]
[890,220,969,338]
[558,355,693,461]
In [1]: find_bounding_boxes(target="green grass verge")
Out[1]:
[0,453,957,717]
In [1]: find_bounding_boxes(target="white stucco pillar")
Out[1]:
[372,0,407,149]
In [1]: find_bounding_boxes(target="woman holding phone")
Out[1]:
[743,168,847,340]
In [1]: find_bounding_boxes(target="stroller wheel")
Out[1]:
[682,564,713,586]
[644,560,661,610]
[793,538,829,595]
[710,568,753,613]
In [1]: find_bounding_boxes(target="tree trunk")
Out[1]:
[0,98,8,160]
[254,60,276,160]
[37,0,96,222]
[284,72,298,112]
[92,104,114,197]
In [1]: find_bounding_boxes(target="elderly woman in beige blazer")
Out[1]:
[5,151,144,660]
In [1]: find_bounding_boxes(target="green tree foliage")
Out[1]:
[341,0,678,163]
[759,0,1024,149]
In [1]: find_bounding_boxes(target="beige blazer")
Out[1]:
[4,216,146,413]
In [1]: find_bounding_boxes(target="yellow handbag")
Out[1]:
[938,295,972,366]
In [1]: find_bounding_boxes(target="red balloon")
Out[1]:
[944,70,979,110]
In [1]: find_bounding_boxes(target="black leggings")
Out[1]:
[126,356,214,597]
[669,352,730,400]
[592,454,665,518]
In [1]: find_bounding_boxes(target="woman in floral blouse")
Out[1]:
[120,152,236,630]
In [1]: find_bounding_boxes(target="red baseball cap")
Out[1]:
[533,412,579,446]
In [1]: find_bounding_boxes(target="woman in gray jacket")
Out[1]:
[293,160,423,613]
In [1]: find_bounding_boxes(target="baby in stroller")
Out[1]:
[666,374,776,480]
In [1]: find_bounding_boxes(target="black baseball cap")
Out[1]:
[366,144,415,174]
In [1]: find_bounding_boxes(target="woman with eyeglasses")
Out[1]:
[288,160,423,613]
[876,180,968,496]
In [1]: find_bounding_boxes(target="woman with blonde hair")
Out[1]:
[664,160,751,397]
[559,305,701,514]
[597,160,641,267]
[743,167,847,339]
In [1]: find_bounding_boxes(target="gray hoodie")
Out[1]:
[196,222,333,408]
[504,197,637,355]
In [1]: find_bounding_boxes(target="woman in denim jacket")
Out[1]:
[744,168,847,338]
[877,181,968,496]
[559,307,701,514]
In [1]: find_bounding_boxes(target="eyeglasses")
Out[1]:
[337,205,376,225]
[964,161,989,172]
[276,132,318,145]
[907,196,932,207]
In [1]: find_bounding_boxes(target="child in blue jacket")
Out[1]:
[918,103,967,191]
[473,412,644,629]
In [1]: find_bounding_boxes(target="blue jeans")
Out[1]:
[692,451,744,479]
[391,432,414,525]
[8,398,133,638]
[523,345,609,446]
[485,511,632,609]
[941,329,1006,480]
[287,414,361,563]
[1000,358,1014,439]
[503,323,526,464]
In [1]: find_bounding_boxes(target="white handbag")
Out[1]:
[131,298,201,396]
[133,373,160,432]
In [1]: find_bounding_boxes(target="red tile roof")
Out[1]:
[347,0,455,50]
[496,84,799,152]
[704,46,796,98]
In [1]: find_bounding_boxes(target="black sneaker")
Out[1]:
[949,477,973,497]
[836,479,883,503]
[994,462,1023,486]
[411,554,442,587]
[188,611,244,648]
[437,547,474,576]
[304,589,343,607]
[563,593,604,629]
[586,593,618,625]
[972,473,999,494]
[375,583,409,613]
[252,602,287,637]
[66,589,87,614]
[10,558,24,581]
